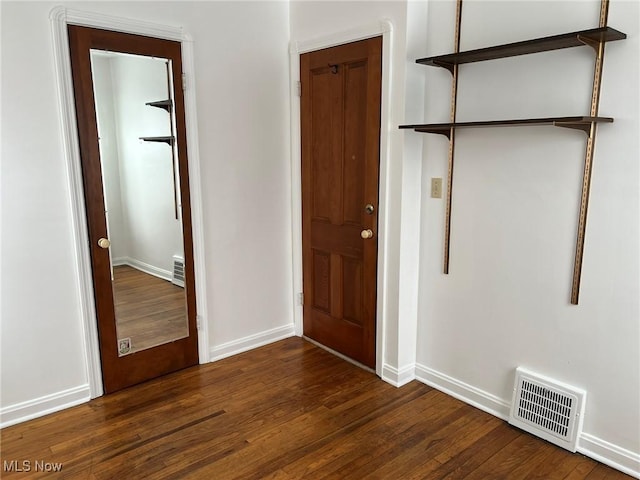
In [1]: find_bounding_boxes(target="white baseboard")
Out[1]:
[415,363,639,478]
[114,256,172,282]
[0,384,90,429]
[111,256,128,266]
[579,433,640,478]
[382,363,415,387]
[209,324,295,362]
[415,363,511,422]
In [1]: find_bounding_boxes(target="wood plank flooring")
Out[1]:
[113,265,188,353]
[0,338,632,479]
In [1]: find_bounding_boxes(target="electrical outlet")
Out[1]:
[431,178,443,198]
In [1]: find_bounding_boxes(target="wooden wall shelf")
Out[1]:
[399,116,614,137]
[419,27,626,73]
[399,0,626,304]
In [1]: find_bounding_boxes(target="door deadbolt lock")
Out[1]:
[361,229,374,239]
[97,237,111,249]
[364,204,375,215]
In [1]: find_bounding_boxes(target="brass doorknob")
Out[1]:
[97,237,111,249]
[361,229,374,239]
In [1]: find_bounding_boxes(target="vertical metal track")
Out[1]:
[443,0,463,274]
[571,0,609,304]
[166,60,179,220]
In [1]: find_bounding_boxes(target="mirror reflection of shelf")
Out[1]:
[144,90,179,219]
[139,136,174,145]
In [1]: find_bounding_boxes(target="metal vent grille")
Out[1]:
[172,255,185,288]
[509,368,586,452]
[518,379,573,437]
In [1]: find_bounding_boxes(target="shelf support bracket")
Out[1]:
[416,129,451,139]
[554,121,593,135]
[576,34,602,53]
[443,0,463,274]
[570,0,609,305]
[433,60,456,75]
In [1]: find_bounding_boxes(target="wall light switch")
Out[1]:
[431,177,443,198]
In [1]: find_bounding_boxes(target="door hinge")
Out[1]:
[297,292,304,305]
[196,315,201,330]
[296,81,301,98]
[182,73,187,91]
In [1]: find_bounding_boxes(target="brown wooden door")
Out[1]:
[300,37,382,369]
[68,26,198,393]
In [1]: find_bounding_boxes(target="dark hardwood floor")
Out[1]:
[113,265,188,353]
[0,338,632,479]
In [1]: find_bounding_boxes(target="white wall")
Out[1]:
[1,1,292,423]
[415,0,639,473]
[1,3,89,411]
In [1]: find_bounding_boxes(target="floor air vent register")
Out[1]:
[172,255,185,288]
[509,367,586,452]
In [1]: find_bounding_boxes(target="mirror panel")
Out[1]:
[90,50,188,355]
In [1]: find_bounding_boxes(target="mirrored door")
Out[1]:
[68,26,198,393]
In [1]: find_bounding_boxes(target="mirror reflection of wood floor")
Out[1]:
[113,265,188,353]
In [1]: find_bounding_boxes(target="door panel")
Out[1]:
[301,37,382,368]
[68,26,198,393]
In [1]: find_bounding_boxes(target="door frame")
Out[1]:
[289,21,393,377]
[50,6,210,398]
